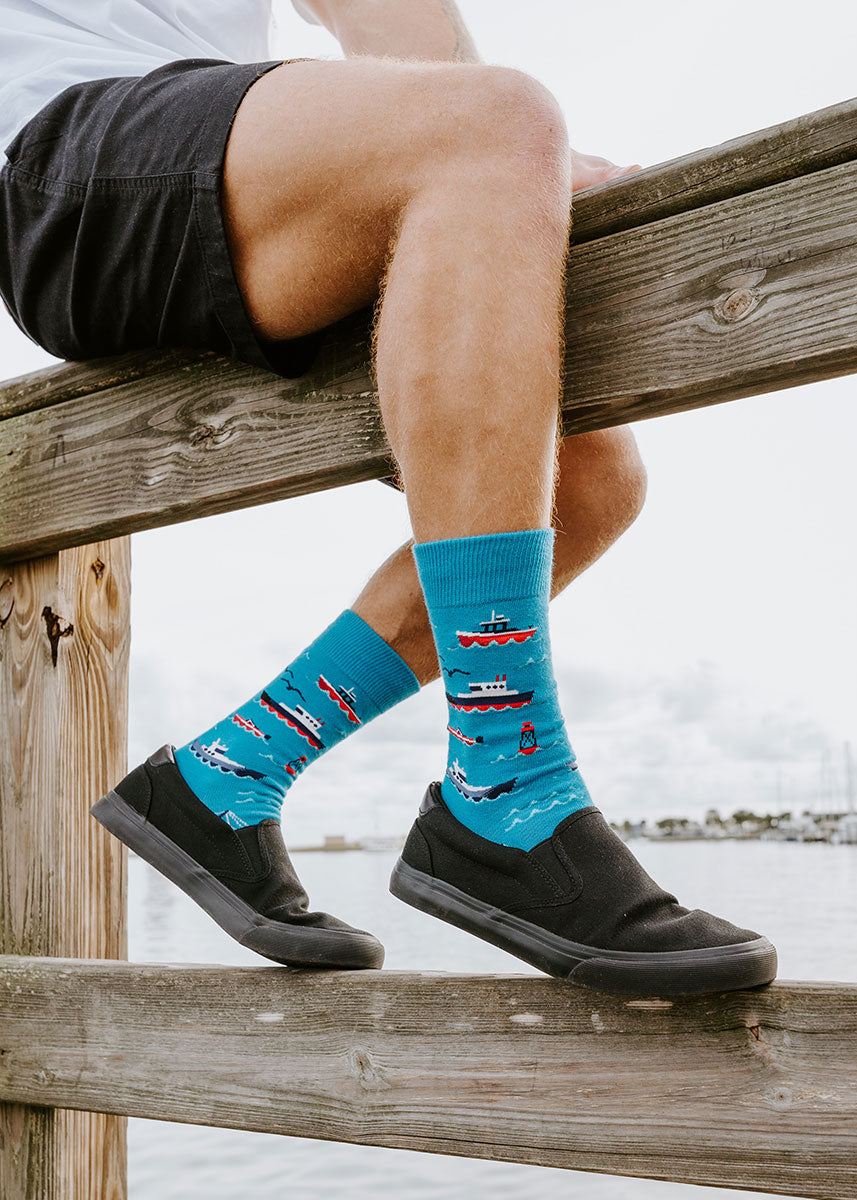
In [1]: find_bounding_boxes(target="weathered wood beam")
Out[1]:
[0,312,382,562]
[0,346,211,422]
[0,546,130,1200]
[561,155,857,426]
[0,959,855,1199]
[4,104,857,560]
[570,93,857,242]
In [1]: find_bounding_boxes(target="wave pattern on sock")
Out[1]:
[414,528,592,850]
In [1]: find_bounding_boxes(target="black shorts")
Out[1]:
[0,57,325,378]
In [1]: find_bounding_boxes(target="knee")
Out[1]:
[474,66,570,162]
[611,431,648,530]
[426,64,571,201]
[556,427,648,540]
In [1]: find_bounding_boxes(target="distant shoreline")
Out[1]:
[285,833,857,852]
[287,808,857,851]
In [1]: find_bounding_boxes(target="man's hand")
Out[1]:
[572,151,641,193]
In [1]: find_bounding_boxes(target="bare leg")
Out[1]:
[223,57,571,544]
[370,79,569,540]
[353,426,647,682]
[223,56,645,676]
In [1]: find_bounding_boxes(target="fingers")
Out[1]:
[570,151,644,193]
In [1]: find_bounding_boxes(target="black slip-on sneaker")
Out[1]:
[91,744,384,970]
[390,784,777,996]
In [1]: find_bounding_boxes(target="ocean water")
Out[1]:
[128,840,857,1200]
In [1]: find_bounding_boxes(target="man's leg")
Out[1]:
[220,56,588,838]
[225,50,649,679]
[177,54,573,840]
[169,55,566,821]
[223,56,568,539]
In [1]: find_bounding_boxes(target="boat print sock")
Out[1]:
[413,528,593,851]
[173,609,419,829]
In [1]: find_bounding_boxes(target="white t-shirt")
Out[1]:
[0,1,312,159]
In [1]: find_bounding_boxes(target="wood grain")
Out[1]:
[3,158,857,560]
[0,347,212,422]
[0,543,130,1199]
[570,93,857,242]
[0,959,855,1198]
[561,155,857,430]
[0,310,383,561]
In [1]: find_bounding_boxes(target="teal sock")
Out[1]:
[174,609,419,828]
[413,528,593,850]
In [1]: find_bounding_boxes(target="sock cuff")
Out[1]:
[313,609,420,712]
[412,528,554,606]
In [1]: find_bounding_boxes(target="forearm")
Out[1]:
[304,0,480,63]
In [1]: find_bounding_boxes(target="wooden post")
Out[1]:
[0,538,130,1200]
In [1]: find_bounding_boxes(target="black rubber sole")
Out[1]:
[91,789,384,970]
[389,859,777,996]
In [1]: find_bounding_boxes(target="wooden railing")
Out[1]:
[2,96,857,1200]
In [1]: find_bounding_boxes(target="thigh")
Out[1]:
[221,56,515,342]
[0,61,273,364]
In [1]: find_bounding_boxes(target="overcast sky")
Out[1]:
[3,0,856,841]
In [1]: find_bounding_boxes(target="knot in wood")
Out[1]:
[768,1086,793,1111]
[715,287,760,323]
[190,422,222,447]
[91,558,106,582]
[42,605,74,667]
[0,578,13,630]
[349,1046,389,1091]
